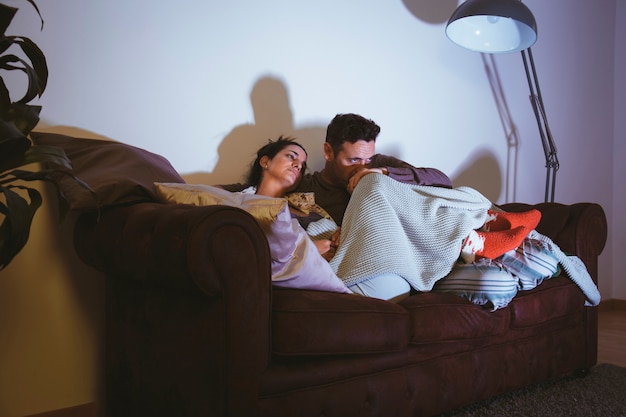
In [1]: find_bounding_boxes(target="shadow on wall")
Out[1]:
[184,76,327,186]
[480,54,520,204]
[382,141,502,202]
[451,147,502,203]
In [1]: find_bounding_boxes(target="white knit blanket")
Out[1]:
[526,230,601,306]
[329,174,493,291]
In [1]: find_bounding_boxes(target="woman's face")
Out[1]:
[262,144,307,191]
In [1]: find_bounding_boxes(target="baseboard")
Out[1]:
[599,299,626,311]
[24,402,98,417]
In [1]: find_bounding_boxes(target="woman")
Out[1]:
[243,136,339,260]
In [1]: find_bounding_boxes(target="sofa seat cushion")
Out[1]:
[272,289,410,356]
[399,292,510,344]
[508,275,586,328]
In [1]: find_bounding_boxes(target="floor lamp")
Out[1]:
[445,0,559,203]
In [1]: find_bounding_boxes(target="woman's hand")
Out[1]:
[330,227,341,249]
[313,227,341,262]
[314,239,335,261]
[314,228,341,261]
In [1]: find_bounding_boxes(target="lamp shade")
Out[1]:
[446,0,537,53]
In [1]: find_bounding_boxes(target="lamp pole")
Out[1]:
[521,47,559,202]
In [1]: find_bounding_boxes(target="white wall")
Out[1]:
[0,0,622,415]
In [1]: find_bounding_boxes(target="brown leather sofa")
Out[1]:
[74,200,607,417]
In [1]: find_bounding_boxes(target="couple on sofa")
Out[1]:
[220,113,542,302]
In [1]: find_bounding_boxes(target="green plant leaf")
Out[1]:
[0,37,14,57]
[0,0,65,270]
[0,4,17,36]
[0,164,95,199]
[24,143,72,169]
[15,36,47,96]
[0,142,76,179]
[0,2,43,38]
[0,36,47,98]
[0,75,11,118]
[0,166,96,223]
[0,184,42,270]
[24,0,44,30]
[1,168,51,183]
[0,118,30,143]
[2,102,42,136]
[0,136,30,172]
[0,50,44,103]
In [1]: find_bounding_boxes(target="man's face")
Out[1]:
[322,139,376,187]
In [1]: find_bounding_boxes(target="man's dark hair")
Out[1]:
[246,136,307,187]
[325,113,381,154]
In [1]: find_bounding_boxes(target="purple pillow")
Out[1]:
[31,132,184,211]
[154,183,352,294]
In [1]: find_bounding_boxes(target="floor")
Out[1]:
[597,304,626,367]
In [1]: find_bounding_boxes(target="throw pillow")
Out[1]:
[154,182,352,294]
[30,132,185,211]
[498,237,561,291]
[154,182,286,227]
[432,259,520,311]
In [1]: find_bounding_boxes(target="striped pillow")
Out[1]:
[433,259,519,311]
[498,238,560,291]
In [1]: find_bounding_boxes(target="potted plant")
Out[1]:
[1,0,87,270]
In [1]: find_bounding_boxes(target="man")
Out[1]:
[220,113,451,225]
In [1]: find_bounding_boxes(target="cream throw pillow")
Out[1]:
[154,182,286,226]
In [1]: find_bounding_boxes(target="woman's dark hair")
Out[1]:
[325,113,381,154]
[245,136,307,187]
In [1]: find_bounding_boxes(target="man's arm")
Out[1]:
[371,154,452,188]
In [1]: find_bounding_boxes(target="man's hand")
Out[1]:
[347,168,387,194]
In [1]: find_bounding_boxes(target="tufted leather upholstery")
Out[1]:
[74,201,607,417]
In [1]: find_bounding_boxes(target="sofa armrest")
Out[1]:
[74,202,270,293]
[74,202,273,415]
[498,202,606,369]
[500,202,607,284]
